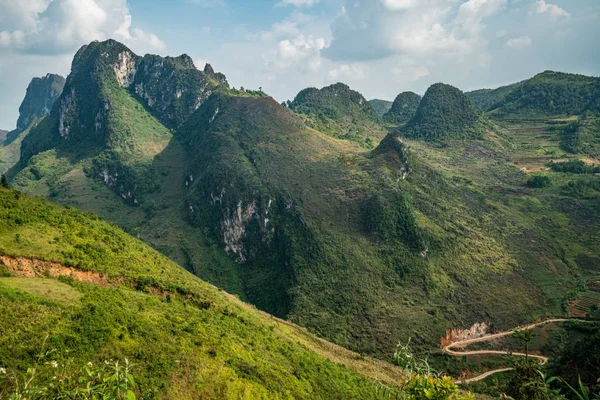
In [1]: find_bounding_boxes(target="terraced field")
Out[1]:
[570,280,600,318]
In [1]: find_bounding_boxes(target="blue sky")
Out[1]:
[0,0,599,129]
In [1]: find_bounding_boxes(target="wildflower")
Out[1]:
[125,358,129,365]
[0,367,6,374]
[87,362,93,367]
[51,361,58,368]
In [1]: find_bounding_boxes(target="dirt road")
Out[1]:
[443,319,570,384]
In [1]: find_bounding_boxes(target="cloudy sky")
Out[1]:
[0,0,599,129]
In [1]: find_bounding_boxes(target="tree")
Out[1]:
[513,329,534,362]
[1,174,8,188]
[527,175,551,188]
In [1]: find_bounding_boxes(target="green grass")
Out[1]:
[0,278,81,306]
[0,187,407,399]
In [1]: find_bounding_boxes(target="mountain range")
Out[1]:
[1,39,600,398]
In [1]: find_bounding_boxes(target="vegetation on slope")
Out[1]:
[490,71,600,117]
[0,187,407,399]
[289,83,386,146]
[401,83,483,141]
[383,92,422,126]
[369,99,393,117]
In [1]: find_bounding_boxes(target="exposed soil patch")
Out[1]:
[0,255,116,286]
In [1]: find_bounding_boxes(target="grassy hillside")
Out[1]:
[0,187,408,399]
[289,83,386,147]
[369,99,393,117]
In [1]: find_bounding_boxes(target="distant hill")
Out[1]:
[401,83,483,141]
[467,83,520,111]
[369,99,393,117]
[383,92,422,125]
[289,83,386,146]
[472,71,600,117]
[0,74,65,174]
[15,73,65,134]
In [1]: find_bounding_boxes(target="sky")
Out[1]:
[0,0,599,129]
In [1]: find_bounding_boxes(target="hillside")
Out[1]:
[6,40,600,375]
[487,71,600,117]
[0,129,7,144]
[0,187,408,398]
[289,83,386,147]
[369,99,393,117]
[401,83,484,141]
[383,92,422,126]
[466,83,520,112]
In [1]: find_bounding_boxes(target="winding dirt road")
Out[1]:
[442,319,569,384]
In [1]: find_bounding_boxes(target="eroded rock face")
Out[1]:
[58,88,75,138]
[132,54,229,128]
[114,51,137,88]
[440,322,491,348]
[220,199,273,263]
[17,74,66,132]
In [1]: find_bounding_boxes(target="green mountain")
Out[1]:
[1,74,65,174]
[478,71,600,117]
[401,83,484,141]
[383,92,422,126]
[0,187,406,399]
[15,73,65,134]
[369,99,393,117]
[289,83,386,147]
[468,71,600,158]
[7,40,600,381]
[466,83,520,111]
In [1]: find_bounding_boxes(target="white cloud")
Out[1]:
[531,0,570,19]
[268,36,326,71]
[276,0,320,7]
[328,64,365,81]
[392,64,430,81]
[325,0,507,61]
[381,0,418,11]
[505,35,532,49]
[0,0,165,55]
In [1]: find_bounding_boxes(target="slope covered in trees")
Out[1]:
[383,92,422,125]
[289,83,386,146]
[401,83,484,141]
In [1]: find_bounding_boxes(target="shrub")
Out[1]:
[527,175,551,188]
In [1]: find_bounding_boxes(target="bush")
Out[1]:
[527,175,551,188]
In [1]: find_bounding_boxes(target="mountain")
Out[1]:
[401,83,484,141]
[467,71,600,157]
[369,99,393,117]
[0,74,65,174]
[15,73,65,134]
[7,41,600,376]
[289,83,386,147]
[383,92,422,125]
[0,187,406,398]
[466,83,520,112]
[474,71,600,117]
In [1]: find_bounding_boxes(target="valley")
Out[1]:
[0,38,599,399]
